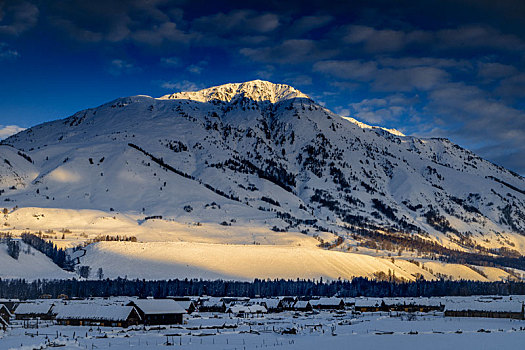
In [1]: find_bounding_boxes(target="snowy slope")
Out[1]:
[0,240,74,280]
[77,241,517,282]
[0,145,39,191]
[0,80,524,280]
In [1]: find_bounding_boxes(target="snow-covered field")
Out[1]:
[2,309,525,349]
[78,241,521,282]
[2,211,522,282]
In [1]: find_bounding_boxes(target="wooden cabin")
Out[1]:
[127,299,186,325]
[354,298,389,312]
[355,297,443,313]
[386,298,443,313]
[199,298,227,313]
[309,297,345,310]
[293,300,313,312]
[226,304,267,318]
[279,296,297,311]
[249,298,283,313]
[54,304,141,327]
[14,301,55,320]
[444,298,524,320]
[0,299,20,313]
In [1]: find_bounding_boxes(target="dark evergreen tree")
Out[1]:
[7,239,20,260]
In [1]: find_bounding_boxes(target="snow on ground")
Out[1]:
[2,308,525,349]
[0,241,74,280]
[2,208,520,282]
[79,241,419,281]
[1,207,324,248]
[77,241,516,282]
[1,206,519,282]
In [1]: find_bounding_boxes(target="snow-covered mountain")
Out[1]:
[1,80,524,280]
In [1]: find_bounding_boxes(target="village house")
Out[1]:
[309,297,345,310]
[293,300,313,312]
[354,297,443,313]
[249,298,283,313]
[14,301,56,320]
[222,297,250,305]
[278,296,297,310]
[342,298,356,308]
[0,299,20,313]
[385,297,444,313]
[199,297,227,313]
[54,304,141,327]
[354,298,389,312]
[127,299,186,325]
[226,304,267,318]
[444,297,524,320]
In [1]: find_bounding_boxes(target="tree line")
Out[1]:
[1,277,525,300]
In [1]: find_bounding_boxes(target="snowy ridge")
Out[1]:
[158,80,310,103]
[341,116,405,136]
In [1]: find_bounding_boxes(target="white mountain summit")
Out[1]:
[159,80,311,104]
[0,80,524,281]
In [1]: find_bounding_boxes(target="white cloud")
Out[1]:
[186,60,207,75]
[108,59,140,76]
[0,1,39,36]
[160,57,181,67]
[159,80,202,92]
[0,42,19,60]
[0,125,25,139]
[314,59,449,92]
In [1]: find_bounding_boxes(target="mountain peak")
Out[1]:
[158,80,311,104]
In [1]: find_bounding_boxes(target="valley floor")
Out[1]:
[2,310,525,349]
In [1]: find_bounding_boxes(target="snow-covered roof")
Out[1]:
[0,304,12,317]
[175,300,194,311]
[293,301,311,309]
[130,299,186,315]
[227,304,267,314]
[54,304,139,321]
[444,299,523,313]
[249,298,281,309]
[14,302,54,315]
[354,298,384,308]
[355,297,442,307]
[201,299,225,308]
[309,297,344,306]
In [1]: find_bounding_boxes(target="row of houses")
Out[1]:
[1,296,347,325]
[4,299,186,327]
[353,297,444,313]
[2,295,524,328]
[443,296,525,320]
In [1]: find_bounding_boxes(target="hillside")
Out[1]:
[0,240,74,280]
[0,80,524,281]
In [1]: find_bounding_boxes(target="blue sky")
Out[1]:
[1,0,524,173]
